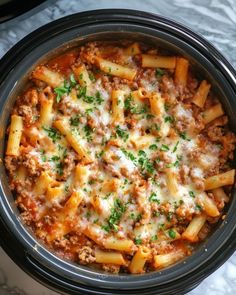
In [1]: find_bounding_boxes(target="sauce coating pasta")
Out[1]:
[5,41,236,274]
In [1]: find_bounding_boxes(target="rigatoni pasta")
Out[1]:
[5,40,236,274]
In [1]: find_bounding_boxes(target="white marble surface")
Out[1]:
[0,0,236,294]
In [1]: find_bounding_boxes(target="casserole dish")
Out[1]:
[0,9,236,295]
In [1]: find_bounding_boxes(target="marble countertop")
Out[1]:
[0,0,236,294]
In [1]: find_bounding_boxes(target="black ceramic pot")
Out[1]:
[0,9,236,295]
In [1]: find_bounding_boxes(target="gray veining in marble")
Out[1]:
[0,0,236,294]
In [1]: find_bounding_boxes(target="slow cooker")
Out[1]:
[0,9,236,295]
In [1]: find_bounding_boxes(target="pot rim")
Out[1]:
[0,9,236,295]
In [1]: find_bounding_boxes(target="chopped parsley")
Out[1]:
[54,85,70,103]
[155,68,164,77]
[121,148,136,162]
[138,150,146,157]
[138,156,155,175]
[85,211,91,219]
[151,123,161,132]
[164,116,174,124]
[88,179,95,185]
[40,149,47,162]
[151,235,158,241]
[168,229,176,239]
[149,192,160,203]
[43,127,61,143]
[159,223,165,230]
[64,184,69,192]
[164,104,170,112]
[89,72,96,82]
[50,155,60,162]
[77,86,87,99]
[130,213,142,222]
[137,151,155,175]
[77,87,104,105]
[83,125,93,142]
[124,94,148,114]
[179,132,191,141]
[160,144,169,152]
[103,193,112,200]
[70,115,81,126]
[166,160,179,168]
[167,212,173,222]
[179,199,184,205]
[196,204,202,211]
[124,179,129,185]
[134,238,142,245]
[70,74,77,87]
[103,198,126,232]
[172,141,179,153]
[116,126,129,141]
[56,161,64,176]
[101,225,110,232]
[95,150,105,159]
[85,108,95,115]
[54,76,77,103]
[189,191,195,198]
[95,91,104,105]
[83,94,94,104]
[149,144,158,151]
[177,155,183,161]
[146,113,155,119]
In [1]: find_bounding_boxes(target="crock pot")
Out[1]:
[0,9,236,295]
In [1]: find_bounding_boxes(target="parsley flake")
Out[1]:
[116,126,129,141]
[168,229,176,239]
[43,127,61,143]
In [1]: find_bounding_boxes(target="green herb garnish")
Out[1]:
[83,125,93,142]
[172,141,179,153]
[70,74,77,87]
[70,115,81,126]
[116,126,129,141]
[164,116,174,124]
[149,192,160,203]
[155,68,164,77]
[151,235,158,241]
[103,198,126,232]
[168,229,176,239]
[179,132,191,141]
[134,238,142,245]
[149,144,158,151]
[43,127,61,143]
[54,76,77,103]
[160,144,169,151]
[189,191,195,198]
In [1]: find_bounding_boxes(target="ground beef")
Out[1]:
[18,105,35,126]
[16,88,39,126]
[159,75,178,104]
[179,165,190,185]
[102,264,120,273]
[59,151,76,180]
[78,246,95,265]
[151,242,174,256]
[207,126,223,141]
[16,193,38,224]
[53,237,70,251]
[24,88,39,106]
[220,132,236,160]
[5,155,18,177]
[198,222,211,241]
[21,153,44,177]
[189,168,204,190]
[58,96,81,115]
